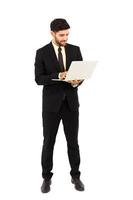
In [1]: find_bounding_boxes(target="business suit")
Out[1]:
[35,42,83,180]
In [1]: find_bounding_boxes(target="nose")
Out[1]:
[64,36,68,41]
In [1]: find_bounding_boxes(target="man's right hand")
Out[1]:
[59,71,67,80]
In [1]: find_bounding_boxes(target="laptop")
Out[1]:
[52,61,97,81]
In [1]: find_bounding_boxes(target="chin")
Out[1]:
[61,43,67,46]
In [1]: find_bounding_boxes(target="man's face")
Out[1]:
[51,29,69,46]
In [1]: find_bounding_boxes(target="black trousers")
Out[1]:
[41,97,81,180]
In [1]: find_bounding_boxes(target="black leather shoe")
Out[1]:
[71,178,85,191]
[41,179,51,193]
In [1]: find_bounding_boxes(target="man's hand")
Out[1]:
[59,71,67,80]
[67,80,84,85]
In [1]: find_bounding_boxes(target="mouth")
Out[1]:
[59,41,67,46]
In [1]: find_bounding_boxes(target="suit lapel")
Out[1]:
[48,42,71,72]
[65,44,71,71]
[48,42,61,72]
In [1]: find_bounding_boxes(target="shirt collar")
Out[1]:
[52,40,64,51]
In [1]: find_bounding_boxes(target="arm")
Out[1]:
[34,50,59,86]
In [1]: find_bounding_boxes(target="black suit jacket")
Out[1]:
[34,42,83,112]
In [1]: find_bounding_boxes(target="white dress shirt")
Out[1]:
[52,40,66,71]
[52,40,78,87]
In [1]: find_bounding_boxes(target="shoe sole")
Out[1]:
[41,187,50,193]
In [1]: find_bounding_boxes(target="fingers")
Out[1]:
[59,71,67,80]
[67,80,82,84]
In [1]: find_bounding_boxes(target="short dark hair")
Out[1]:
[50,18,70,32]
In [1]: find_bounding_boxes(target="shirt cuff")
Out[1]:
[71,84,78,88]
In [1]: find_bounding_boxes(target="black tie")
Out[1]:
[58,47,65,72]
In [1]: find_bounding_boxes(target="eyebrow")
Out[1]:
[59,33,69,36]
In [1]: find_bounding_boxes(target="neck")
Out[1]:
[52,39,59,47]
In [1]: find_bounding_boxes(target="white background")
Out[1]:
[0,0,133,199]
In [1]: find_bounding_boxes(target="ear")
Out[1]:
[51,31,55,37]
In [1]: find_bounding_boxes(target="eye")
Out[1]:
[59,34,64,37]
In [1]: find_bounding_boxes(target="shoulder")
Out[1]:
[66,43,80,50]
[36,43,51,54]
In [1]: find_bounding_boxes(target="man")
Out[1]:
[34,18,85,193]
